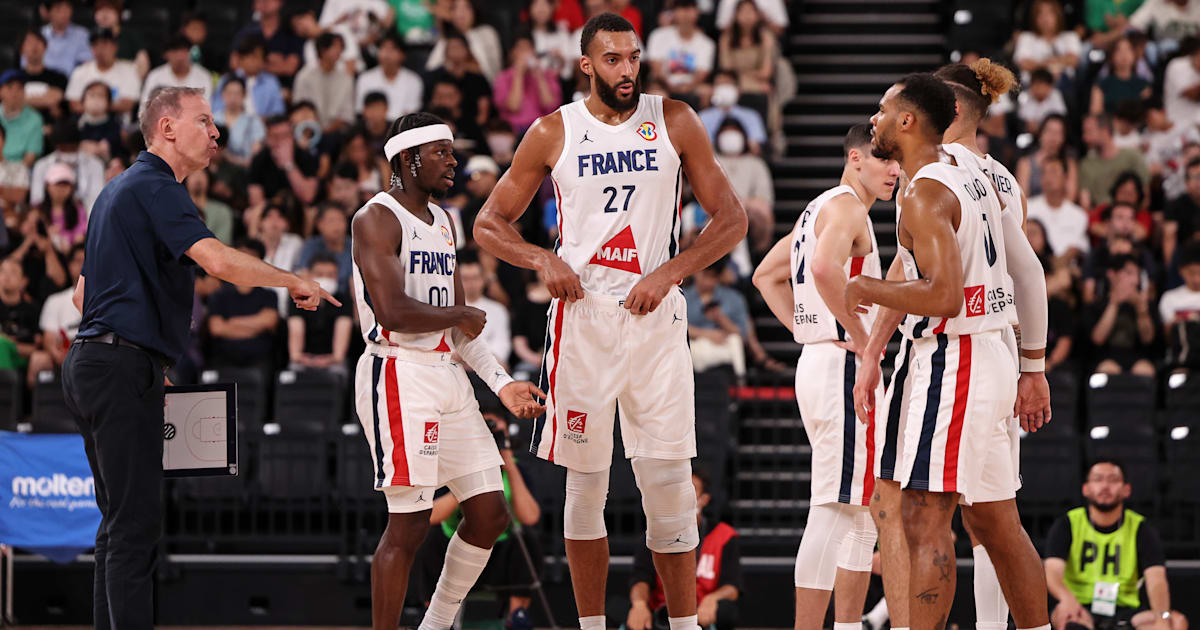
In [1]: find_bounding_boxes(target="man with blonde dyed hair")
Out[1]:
[64,85,337,630]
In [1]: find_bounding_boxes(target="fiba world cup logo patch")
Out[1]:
[636,121,657,141]
[440,225,454,247]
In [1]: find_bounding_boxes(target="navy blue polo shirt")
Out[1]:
[76,151,215,364]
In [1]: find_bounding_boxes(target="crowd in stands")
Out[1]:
[975,0,1200,379]
[0,0,792,406]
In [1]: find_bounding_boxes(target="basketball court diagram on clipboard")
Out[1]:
[163,385,238,476]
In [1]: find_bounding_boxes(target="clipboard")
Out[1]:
[163,384,238,478]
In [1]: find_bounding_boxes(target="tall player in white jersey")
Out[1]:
[753,123,899,630]
[843,74,1051,630]
[350,112,545,630]
[474,14,747,630]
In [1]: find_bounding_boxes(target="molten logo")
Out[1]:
[567,411,587,433]
[636,122,657,141]
[964,285,985,317]
[424,422,439,444]
[589,225,642,273]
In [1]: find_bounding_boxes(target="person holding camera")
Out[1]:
[1086,253,1158,376]
[408,410,545,630]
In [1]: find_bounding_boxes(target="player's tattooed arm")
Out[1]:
[352,204,483,334]
[845,180,964,319]
[752,235,794,331]
[622,99,747,315]
[474,112,583,302]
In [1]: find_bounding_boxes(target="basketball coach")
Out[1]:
[62,86,338,630]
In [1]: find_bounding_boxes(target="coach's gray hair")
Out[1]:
[139,86,206,142]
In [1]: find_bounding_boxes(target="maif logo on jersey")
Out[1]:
[566,411,587,434]
[637,121,657,141]
[964,285,985,317]
[589,225,642,273]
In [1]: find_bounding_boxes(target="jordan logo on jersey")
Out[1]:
[964,285,985,317]
[589,225,642,273]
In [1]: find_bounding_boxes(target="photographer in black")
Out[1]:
[408,405,545,630]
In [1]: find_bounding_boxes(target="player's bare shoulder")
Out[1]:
[351,200,404,251]
[661,97,709,156]
[517,110,566,172]
[901,177,962,229]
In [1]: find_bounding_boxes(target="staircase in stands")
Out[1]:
[732,0,946,555]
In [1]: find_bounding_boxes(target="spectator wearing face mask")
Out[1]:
[712,119,773,255]
[65,29,141,117]
[77,81,124,162]
[698,71,767,155]
[295,203,353,294]
[287,252,353,375]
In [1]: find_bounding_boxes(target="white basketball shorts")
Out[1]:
[530,288,696,472]
[354,345,502,499]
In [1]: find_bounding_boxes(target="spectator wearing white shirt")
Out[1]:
[292,7,364,74]
[28,120,105,213]
[27,243,85,380]
[1164,42,1200,125]
[1013,0,1082,83]
[355,33,423,120]
[318,0,394,51]
[1028,156,1092,259]
[1161,244,1200,372]
[647,0,715,104]
[1129,0,1200,53]
[714,0,787,33]
[140,36,213,112]
[65,29,141,116]
[459,252,511,367]
[529,0,578,80]
[293,32,357,134]
[426,0,505,81]
[1018,68,1068,133]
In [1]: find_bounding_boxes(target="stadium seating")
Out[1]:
[1044,369,1080,436]
[202,367,268,432]
[1164,371,1200,432]
[1084,372,1156,430]
[273,368,347,433]
[31,370,76,433]
[0,369,20,431]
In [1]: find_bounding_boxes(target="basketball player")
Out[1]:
[936,59,1053,630]
[350,112,546,630]
[473,13,748,630]
[843,73,1051,630]
[752,123,899,630]
[855,62,1055,630]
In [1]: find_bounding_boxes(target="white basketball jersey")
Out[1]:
[897,161,1011,339]
[351,192,457,352]
[790,185,881,344]
[941,143,1022,327]
[549,94,684,296]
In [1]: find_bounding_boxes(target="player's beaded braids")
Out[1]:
[387,112,446,187]
[896,72,958,138]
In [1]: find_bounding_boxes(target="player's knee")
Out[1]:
[837,517,878,572]
[631,457,698,553]
[564,467,609,540]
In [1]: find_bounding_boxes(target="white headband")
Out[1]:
[384,124,454,161]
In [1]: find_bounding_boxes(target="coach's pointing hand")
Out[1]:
[499,381,547,419]
[290,277,342,311]
[538,252,584,302]
[625,268,674,315]
[453,306,488,339]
